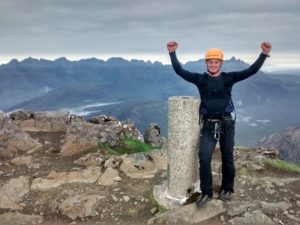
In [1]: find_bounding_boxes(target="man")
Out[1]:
[167,41,272,207]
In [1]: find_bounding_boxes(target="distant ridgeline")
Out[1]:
[1,56,300,148]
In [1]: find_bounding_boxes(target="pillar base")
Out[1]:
[153,180,201,209]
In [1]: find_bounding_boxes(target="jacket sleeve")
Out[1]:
[169,52,200,84]
[229,53,268,83]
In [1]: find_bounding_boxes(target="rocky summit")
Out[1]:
[0,111,299,225]
[257,126,300,165]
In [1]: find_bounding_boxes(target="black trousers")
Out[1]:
[198,117,235,197]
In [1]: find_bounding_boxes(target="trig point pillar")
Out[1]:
[153,96,201,208]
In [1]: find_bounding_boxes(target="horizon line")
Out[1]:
[1,53,300,72]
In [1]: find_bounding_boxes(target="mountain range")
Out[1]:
[1,56,300,147]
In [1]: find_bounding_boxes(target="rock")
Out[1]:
[114,176,122,181]
[119,151,166,179]
[31,167,101,191]
[262,147,279,158]
[0,110,5,119]
[98,167,119,186]
[61,115,143,156]
[229,210,275,225]
[144,123,163,147]
[0,176,30,210]
[61,122,107,156]
[0,212,43,225]
[103,156,123,169]
[49,199,60,213]
[257,127,300,165]
[227,201,253,216]
[150,207,158,215]
[121,121,143,141]
[265,187,276,195]
[88,115,118,124]
[220,215,225,222]
[248,163,264,171]
[260,201,291,215]
[9,110,34,121]
[11,155,33,166]
[288,209,295,214]
[62,122,122,156]
[58,194,103,220]
[147,150,167,171]
[123,196,130,202]
[12,111,69,132]
[147,199,226,225]
[74,152,105,167]
[111,195,118,202]
[120,153,158,179]
[0,117,42,159]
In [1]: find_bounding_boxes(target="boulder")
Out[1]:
[98,167,119,186]
[31,167,102,191]
[144,123,163,147]
[0,176,30,210]
[61,115,142,156]
[121,121,143,141]
[13,111,70,132]
[9,110,34,121]
[147,199,226,225]
[61,121,120,156]
[58,194,104,219]
[0,117,42,159]
[120,151,167,179]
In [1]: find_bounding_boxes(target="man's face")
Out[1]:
[206,59,222,75]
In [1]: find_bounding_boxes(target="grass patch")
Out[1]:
[149,190,167,214]
[265,159,300,174]
[98,138,160,155]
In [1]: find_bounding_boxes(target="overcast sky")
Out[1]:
[0,0,299,70]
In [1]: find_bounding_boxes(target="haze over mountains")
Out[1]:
[1,56,300,146]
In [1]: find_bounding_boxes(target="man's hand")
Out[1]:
[261,42,272,55]
[167,41,178,53]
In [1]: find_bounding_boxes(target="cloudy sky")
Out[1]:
[0,0,299,70]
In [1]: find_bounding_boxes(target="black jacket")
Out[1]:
[169,52,268,117]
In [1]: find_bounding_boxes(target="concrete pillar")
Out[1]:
[153,96,201,208]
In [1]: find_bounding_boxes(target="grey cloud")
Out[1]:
[0,0,299,56]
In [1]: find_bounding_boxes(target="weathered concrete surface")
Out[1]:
[167,96,201,202]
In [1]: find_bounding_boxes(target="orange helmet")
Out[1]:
[205,48,223,60]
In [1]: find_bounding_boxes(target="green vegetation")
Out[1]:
[149,190,167,213]
[98,138,160,155]
[265,159,300,173]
